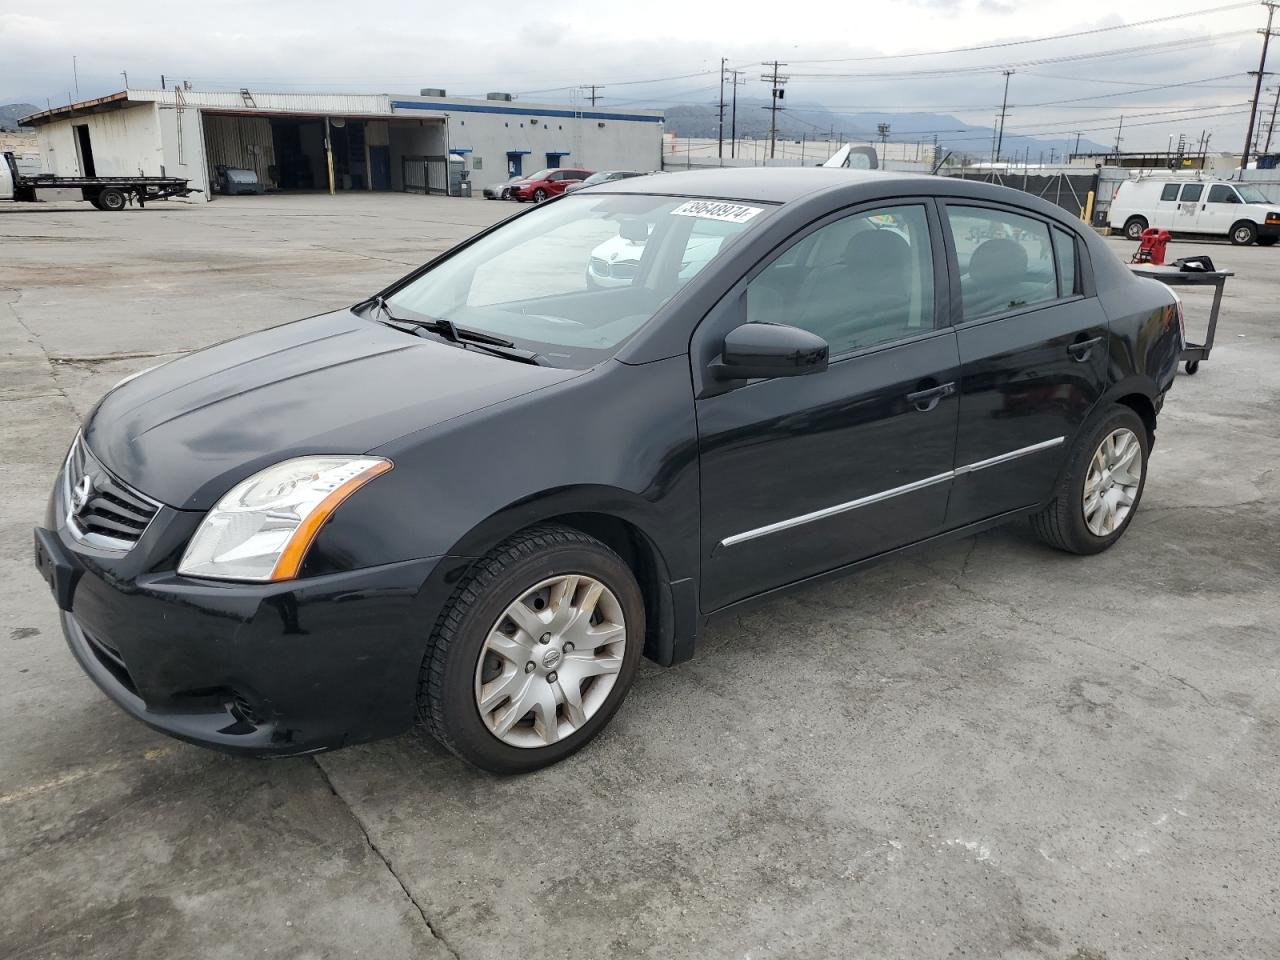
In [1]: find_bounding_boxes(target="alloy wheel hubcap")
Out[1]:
[1083,428,1142,537]
[474,574,626,749]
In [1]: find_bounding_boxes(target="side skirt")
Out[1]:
[696,505,1037,640]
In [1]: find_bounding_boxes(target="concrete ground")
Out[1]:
[1,193,1277,960]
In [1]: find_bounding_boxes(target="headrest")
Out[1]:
[969,238,1028,283]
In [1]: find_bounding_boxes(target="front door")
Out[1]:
[1196,183,1243,236]
[939,202,1110,526]
[694,201,960,610]
[369,145,391,191]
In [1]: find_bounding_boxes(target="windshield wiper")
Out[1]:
[368,296,544,365]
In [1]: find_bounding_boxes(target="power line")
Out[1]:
[784,1,1256,63]
[788,32,1253,81]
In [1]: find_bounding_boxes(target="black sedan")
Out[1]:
[35,169,1183,773]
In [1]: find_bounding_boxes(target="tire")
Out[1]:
[87,194,104,210]
[1030,406,1149,556]
[1123,216,1148,241]
[533,188,548,203]
[417,524,645,774]
[1230,221,1258,246]
[98,188,127,212]
[1185,360,1200,375]
[1259,236,1278,247]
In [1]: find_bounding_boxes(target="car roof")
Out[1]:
[588,167,934,204]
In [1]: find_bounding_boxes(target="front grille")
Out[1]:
[64,438,160,552]
[608,259,639,280]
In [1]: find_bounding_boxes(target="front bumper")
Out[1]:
[36,481,443,757]
[1260,221,1280,240]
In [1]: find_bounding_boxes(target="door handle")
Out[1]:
[906,381,956,412]
[1067,336,1103,362]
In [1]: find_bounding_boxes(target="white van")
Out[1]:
[1109,178,1280,246]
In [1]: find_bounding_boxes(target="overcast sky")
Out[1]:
[3,0,1273,150]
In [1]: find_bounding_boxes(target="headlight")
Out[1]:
[178,456,392,582]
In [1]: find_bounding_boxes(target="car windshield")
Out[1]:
[580,172,614,186]
[1236,184,1269,203]
[524,169,552,181]
[386,194,770,367]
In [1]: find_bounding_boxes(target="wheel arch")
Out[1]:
[1113,391,1157,446]
[440,486,695,666]
[1230,218,1258,243]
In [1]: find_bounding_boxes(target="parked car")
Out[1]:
[587,217,737,288]
[36,169,1183,774]
[1109,177,1280,245]
[510,168,592,202]
[564,169,650,194]
[482,176,521,201]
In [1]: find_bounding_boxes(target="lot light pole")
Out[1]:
[1241,1,1279,170]
[718,58,727,161]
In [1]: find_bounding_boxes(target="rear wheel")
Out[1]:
[1123,216,1148,241]
[98,188,127,212]
[1230,221,1258,246]
[417,525,644,773]
[1030,406,1149,555]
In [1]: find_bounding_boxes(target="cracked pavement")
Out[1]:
[2,194,1278,959]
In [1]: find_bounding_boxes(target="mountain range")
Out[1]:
[1,103,39,131]
[663,99,1110,162]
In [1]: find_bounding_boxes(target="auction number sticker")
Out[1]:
[670,200,764,224]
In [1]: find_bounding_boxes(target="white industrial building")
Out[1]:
[20,88,664,199]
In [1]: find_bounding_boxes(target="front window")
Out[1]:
[386,194,768,367]
[1207,184,1240,204]
[1236,184,1269,203]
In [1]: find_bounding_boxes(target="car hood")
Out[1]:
[84,310,580,510]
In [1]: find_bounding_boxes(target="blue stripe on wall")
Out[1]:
[391,100,664,124]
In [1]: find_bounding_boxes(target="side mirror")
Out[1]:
[618,218,649,242]
[711,322,829,381]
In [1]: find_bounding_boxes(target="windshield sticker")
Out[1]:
[670,200,764,224]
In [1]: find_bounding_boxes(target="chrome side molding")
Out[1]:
[718,436,1065,549]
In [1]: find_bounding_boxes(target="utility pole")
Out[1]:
[1114,114,1125,157]
[72,57,79,97]
[1265,84,1280,153]
[729,69,745,159]
[761,61,788,160]
[718,57,727,161]
[580,84,602,106]
[1073,131,1082,157]
[1242,1,1279,170]
[994,69,1014,163]
[877,122,891,167]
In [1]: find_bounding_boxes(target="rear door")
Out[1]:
[1175,182,1203,230]
[940,201,1110,528]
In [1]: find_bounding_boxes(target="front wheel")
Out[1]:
[1030,406,1149,555]
[418,525,644,773]
[533,188,548,203]
[1123,216,1148,241]
[1230,221,1258,246]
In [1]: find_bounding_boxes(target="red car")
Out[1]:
[511,168,593,202]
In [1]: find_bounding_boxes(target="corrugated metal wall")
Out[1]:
[203,114,275,187]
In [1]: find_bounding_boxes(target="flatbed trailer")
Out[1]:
[2,152,199,210]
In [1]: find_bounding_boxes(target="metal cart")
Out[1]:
[1128,264,1233,375]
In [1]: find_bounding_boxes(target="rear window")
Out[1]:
[1160,184,1179,202]
[1180,183,1204,202]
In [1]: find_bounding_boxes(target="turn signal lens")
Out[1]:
[178,457,391,582]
